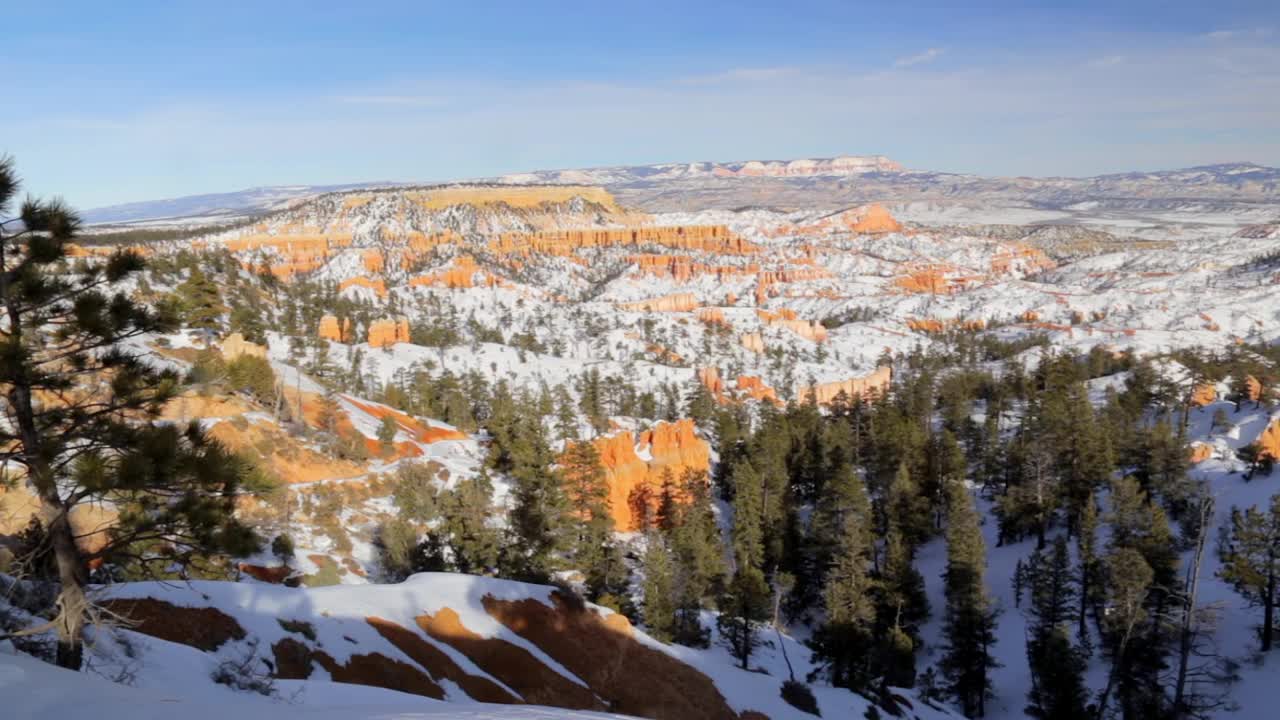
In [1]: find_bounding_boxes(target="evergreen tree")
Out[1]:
[719,460,770,669]
[670,469,725,647]
[175,265,226,333]
[1022,537,1088,720]
[810,510,877,691]
[1217,493,1280,651]
[437,470,501,574]
[0,158,257,669]
[939,484,1000,718]
[559,440,618,598]
[502,405,566,582]
[642,532,677,642]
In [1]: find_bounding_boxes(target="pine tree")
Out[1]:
[377,415,399,454]
[719,460,770,669]
[1096,547,1154,720]
[939,484,1000,718]
[502,405,566,583]
[1217,493,1280,651]
[670,469,725,647]
[642,532,677,642]
[175,265,226,333]
[0,158,258,669]
[559,440,617,598]
[437,470,501,574]
[1023,537,1088,720]
[811,512,877,691]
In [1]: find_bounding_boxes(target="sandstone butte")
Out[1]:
[617,293,700,313]
[1191,383,1219,407]
[753,267,833,306]
[368,317,412,348]
[318,315,354,343]
[584,419,711,530]
[801,366,894,405]
[739,332,766,354]
[627,254,757,283]
[220,332,267,361]
[1258,416,1280,462]
[766,203,903,238]
[694,308,728,326]
[906,317,987,334]
[756,308,827,342]
[409,256,499,290]
[893,268,953,294]
[696,367,780,405]
[1245,375,1263,403]
[487,225,757,258]
[1188,442,1214,464]
[339,276,388,298]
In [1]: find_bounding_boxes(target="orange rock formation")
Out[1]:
[318,315,353,343]
[617,293,700,313]
[1188,442,1214,464]
[368,317,411,348]
[801,366,893,405]
[339,276,388,298]
[1191,383,1218,407]
[739,332,765,353]
[409,256,499,289]
[489,225,756,257]
[1258,417,1280,462]
[695,308,728,326]
[587,419,711,530]
[220,332,267,360]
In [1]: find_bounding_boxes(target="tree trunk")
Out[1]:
[1264,572,1274,652]
[1172,499,1210,719]
[40,498,89,670]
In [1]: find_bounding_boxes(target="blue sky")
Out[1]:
[3,1,1278,209]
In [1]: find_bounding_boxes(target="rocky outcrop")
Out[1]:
[490,225,757,257]
[220,332,267,361]
[100,599,245,651]
[1258,417,1280,461]
[1189,442,1214,464]
[1191,383,1219,407]
[617,293,699,313]
[588,419,711,530]
[906,317,986,333]
[695,308,728,326]
[735,375,779,404]
[483,592,741,720]
[368,317,411,348]
[417,608,603,710]
[802,366,893,405]
[757,308,827,342]
[318,314,353,343]
[772,318,828,343]
[627,254,755,283]
[409,256,499,289]
[739,332,765,353]
[894,269,952,294]
[845,203,903,233]
[1245,375,1263,403]
[697,367,779,405]
[339,276,388,298]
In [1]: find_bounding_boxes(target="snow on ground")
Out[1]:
[2,642,631,720]
[914,393,1280,720]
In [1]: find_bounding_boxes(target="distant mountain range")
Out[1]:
[82,156,1280,225]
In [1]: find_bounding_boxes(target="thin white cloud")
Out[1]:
[1205,27,1273,41]
[334,95,447,107]
[1088,55,1127,68]
[677,66,797,85]
[893,47,944,68]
